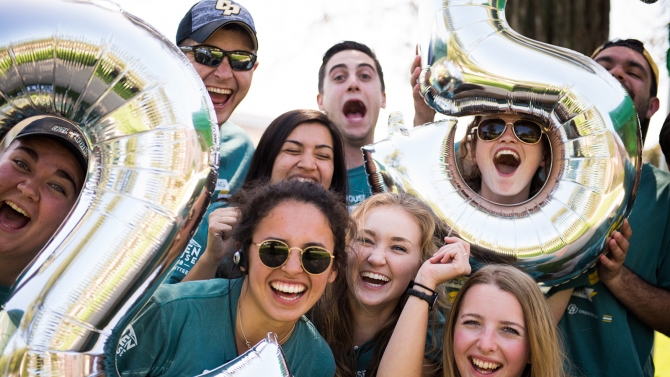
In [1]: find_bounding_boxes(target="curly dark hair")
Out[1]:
[231,180,353,278]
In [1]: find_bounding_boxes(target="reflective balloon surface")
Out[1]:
[365,0,640,287]
[0,0,218,375]
[196,334,291,377]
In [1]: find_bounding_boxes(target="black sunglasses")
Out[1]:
[473,118,545,145]
[180,45,256,71]
[254,240,335,275]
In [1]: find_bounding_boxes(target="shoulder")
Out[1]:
[285,316,336,377]
[219,121,254,149]
[151,278,241,307]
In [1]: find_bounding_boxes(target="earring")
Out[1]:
[233,250,241,265]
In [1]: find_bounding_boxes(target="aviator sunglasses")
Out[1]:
[254,239,335,275]
[180,45,257,71]
[473,118,545,145]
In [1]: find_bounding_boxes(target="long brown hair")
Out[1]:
[443,265,567,377]
[313,193,449,377]
[457,116,551,198]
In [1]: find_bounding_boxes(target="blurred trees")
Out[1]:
[506,0,610,56]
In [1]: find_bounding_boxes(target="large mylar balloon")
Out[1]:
[0,0,219,375]
[364,0,641,287]
[196,334,292,377]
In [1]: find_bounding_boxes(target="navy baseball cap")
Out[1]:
[176,0,258,50]
[15,117,89,173]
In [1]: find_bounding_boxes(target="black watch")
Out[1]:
[406,281,438,311]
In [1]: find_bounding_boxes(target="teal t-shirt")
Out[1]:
[556,163,670,377]
[214,121,254,201]
[347,165,373,208]
[353,311,445,376]
[0,284,10,310]
[114,279,335,377]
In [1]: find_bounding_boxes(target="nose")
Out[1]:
[297,152,317,171]
[17,178,39,202]
[346,75,360,92]
[213,57,234,80]
[497,123,517,143]
[367,245,386,266]
[606,64,626,84]
[281,248,304,275]
[477,326,498,354]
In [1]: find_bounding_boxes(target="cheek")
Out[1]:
[453,327,471,362]
[233,72,253,94]
[317,160,334,187]
[270,155,292,183]
[503,338,531,367]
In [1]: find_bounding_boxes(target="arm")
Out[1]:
[182,207,239,282]
[598,220,670,335]
[378,237,471,377]
[411,53,436,126]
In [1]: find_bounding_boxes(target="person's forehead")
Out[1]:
[596,46,652,76]
[203,27,255,52]
[326,49,377,72]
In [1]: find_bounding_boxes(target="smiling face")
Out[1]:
[0,137,84,284]
[243,201,337,324]
[347,205,422,313]
[270,122,335,189]
[182,27,257,125]
[317,50,386,148]
[454,283,531,377]
[474,114,546,204]
[594,46,656,124]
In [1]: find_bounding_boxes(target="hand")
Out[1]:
[414,237,471,289]
[597,219,632,285]
[410,51,436,126]
[204,207,240,265]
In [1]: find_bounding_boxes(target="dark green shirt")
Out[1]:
[115,279,335,377]
[557,164,670,377]
[347,165,373,209]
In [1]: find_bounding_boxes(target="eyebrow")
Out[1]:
[460,313,525,329]
[16,145,78,190]
[328,63,376,75]
[284,139,334,151]
[596,56,649,78]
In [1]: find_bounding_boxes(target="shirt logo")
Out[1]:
[216,0,240,16]
[216,179,230,192]
[567,304,578,315]
[116,325,138,357]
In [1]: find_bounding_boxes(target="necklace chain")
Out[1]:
[237,304,296,350]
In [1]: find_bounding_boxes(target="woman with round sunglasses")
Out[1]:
[457,114,551,204]
[167,109,348,283]
[114,180,351,376]
[312,193,471,377]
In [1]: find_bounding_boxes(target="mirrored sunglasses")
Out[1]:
[180,45,256,71]
[474,118,545,145]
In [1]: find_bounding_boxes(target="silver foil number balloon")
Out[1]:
[196,334,292,377]
[365,0,641,287]
[0,0,218,375]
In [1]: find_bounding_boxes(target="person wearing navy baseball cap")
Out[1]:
[0,116,88,307]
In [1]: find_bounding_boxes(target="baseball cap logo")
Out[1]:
[215,0,240,16]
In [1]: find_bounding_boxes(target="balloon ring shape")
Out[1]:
[0,0,219,374]
[364,0,641,287]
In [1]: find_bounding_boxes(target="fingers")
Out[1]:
[620,218,632,240]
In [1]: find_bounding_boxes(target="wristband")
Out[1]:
[406,281,438,311]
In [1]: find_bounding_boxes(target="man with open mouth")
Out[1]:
[0,117,88,308]
[316,41,387,208]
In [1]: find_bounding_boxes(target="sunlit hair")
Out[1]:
[312,193,449,377]
[457,116,551,199]
[443,265,567,377]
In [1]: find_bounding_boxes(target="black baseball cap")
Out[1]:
[176,0,258,50]
[15,117,89,174]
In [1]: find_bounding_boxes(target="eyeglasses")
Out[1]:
[254,239,335,275]
[473,118,545,145]
[180,45,257,71]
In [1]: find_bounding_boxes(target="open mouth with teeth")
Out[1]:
[470,357,502,375]
[342,100,367,122]
[290,177,317,184]
[270,281,306,302]
[207,87,232,107]
[0,201,30,230]
[493,150,520,175]
[360,271,390,287]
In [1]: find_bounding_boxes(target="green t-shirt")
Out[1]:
[214,121,254,201]
[353,311,445,376]
[114,279,335,377]
[0,284,10,310]
[557,163,670,377]
[347,165,373,208]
